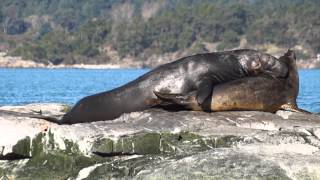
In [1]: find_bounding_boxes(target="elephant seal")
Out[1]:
[154,50,309,113]
[18,49,288,124]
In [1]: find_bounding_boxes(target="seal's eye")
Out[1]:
[267,59,275,67]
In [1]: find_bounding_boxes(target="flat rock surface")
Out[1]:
[1,103,320,179]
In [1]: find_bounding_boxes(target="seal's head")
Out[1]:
[258,53,288,78]
[279,49,297,68]
[278,49,299,107]
[237,50,288,78]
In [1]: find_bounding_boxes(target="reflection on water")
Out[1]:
[0,68,319,113]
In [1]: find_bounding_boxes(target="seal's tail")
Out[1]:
[0,109,63,124]
[280,104,312,114]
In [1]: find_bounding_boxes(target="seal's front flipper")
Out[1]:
[154,91,194,105]
[196,79,214,105]
[261,70,278,79]
[280,104,312,114]
[153,91,201,110]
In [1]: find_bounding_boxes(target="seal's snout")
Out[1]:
[285,49,296,60]
[279,49,295,61]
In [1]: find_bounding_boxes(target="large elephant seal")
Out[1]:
[59,49,289,124]
[8,49,287,124]
[154,50,309,113]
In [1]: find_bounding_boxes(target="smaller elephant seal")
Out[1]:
[5,49,289,124]
[154,50,310,113]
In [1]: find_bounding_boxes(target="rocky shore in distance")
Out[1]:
[1,51,320,69]
[1,103,320,179]
[0,51,188,69]
[0,52,124,69]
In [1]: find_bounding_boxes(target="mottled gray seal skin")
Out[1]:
[58,49,288,124]
[155,50,309,113]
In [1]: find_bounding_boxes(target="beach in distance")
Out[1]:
[1,68,320,113]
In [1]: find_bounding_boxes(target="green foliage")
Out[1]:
[0,9,3,23]
[37,23,52,38]
[247,17,296,46]
[217,30,240,51]
[190,42,208,54]
[1,0,320,64]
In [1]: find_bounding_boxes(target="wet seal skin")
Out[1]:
[155,50,310,114]
[11,49,289,124]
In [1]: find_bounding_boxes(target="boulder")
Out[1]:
[0,103,320,179]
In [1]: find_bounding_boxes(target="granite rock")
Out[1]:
[0,103,320,179]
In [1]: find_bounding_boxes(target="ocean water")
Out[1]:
[0,68,319,113]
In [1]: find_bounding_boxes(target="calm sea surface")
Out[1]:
[0,68,319,113]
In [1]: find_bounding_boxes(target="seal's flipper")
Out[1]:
[144,98,162,106]
[154,91,202,111]
[196,79,214,105]
[280,104,312,114]
[261,70,278,79]
[0,109,63,124]
[32,115,64,124]
[154,91,194,105]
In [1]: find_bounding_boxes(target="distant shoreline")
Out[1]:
[1,64,319,70]
[1,52,320,70]
[1,61,319,70]
[0,51,150,69]
[0,62,132,69]
[0,54,142,69]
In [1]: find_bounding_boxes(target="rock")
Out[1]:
[0,52,46,68]
[1,104,320,179]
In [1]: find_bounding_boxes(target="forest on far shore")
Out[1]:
[0,0,319,65]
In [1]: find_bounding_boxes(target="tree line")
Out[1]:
[0,0,319,65]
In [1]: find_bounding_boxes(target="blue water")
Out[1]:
[0,68,319,113]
